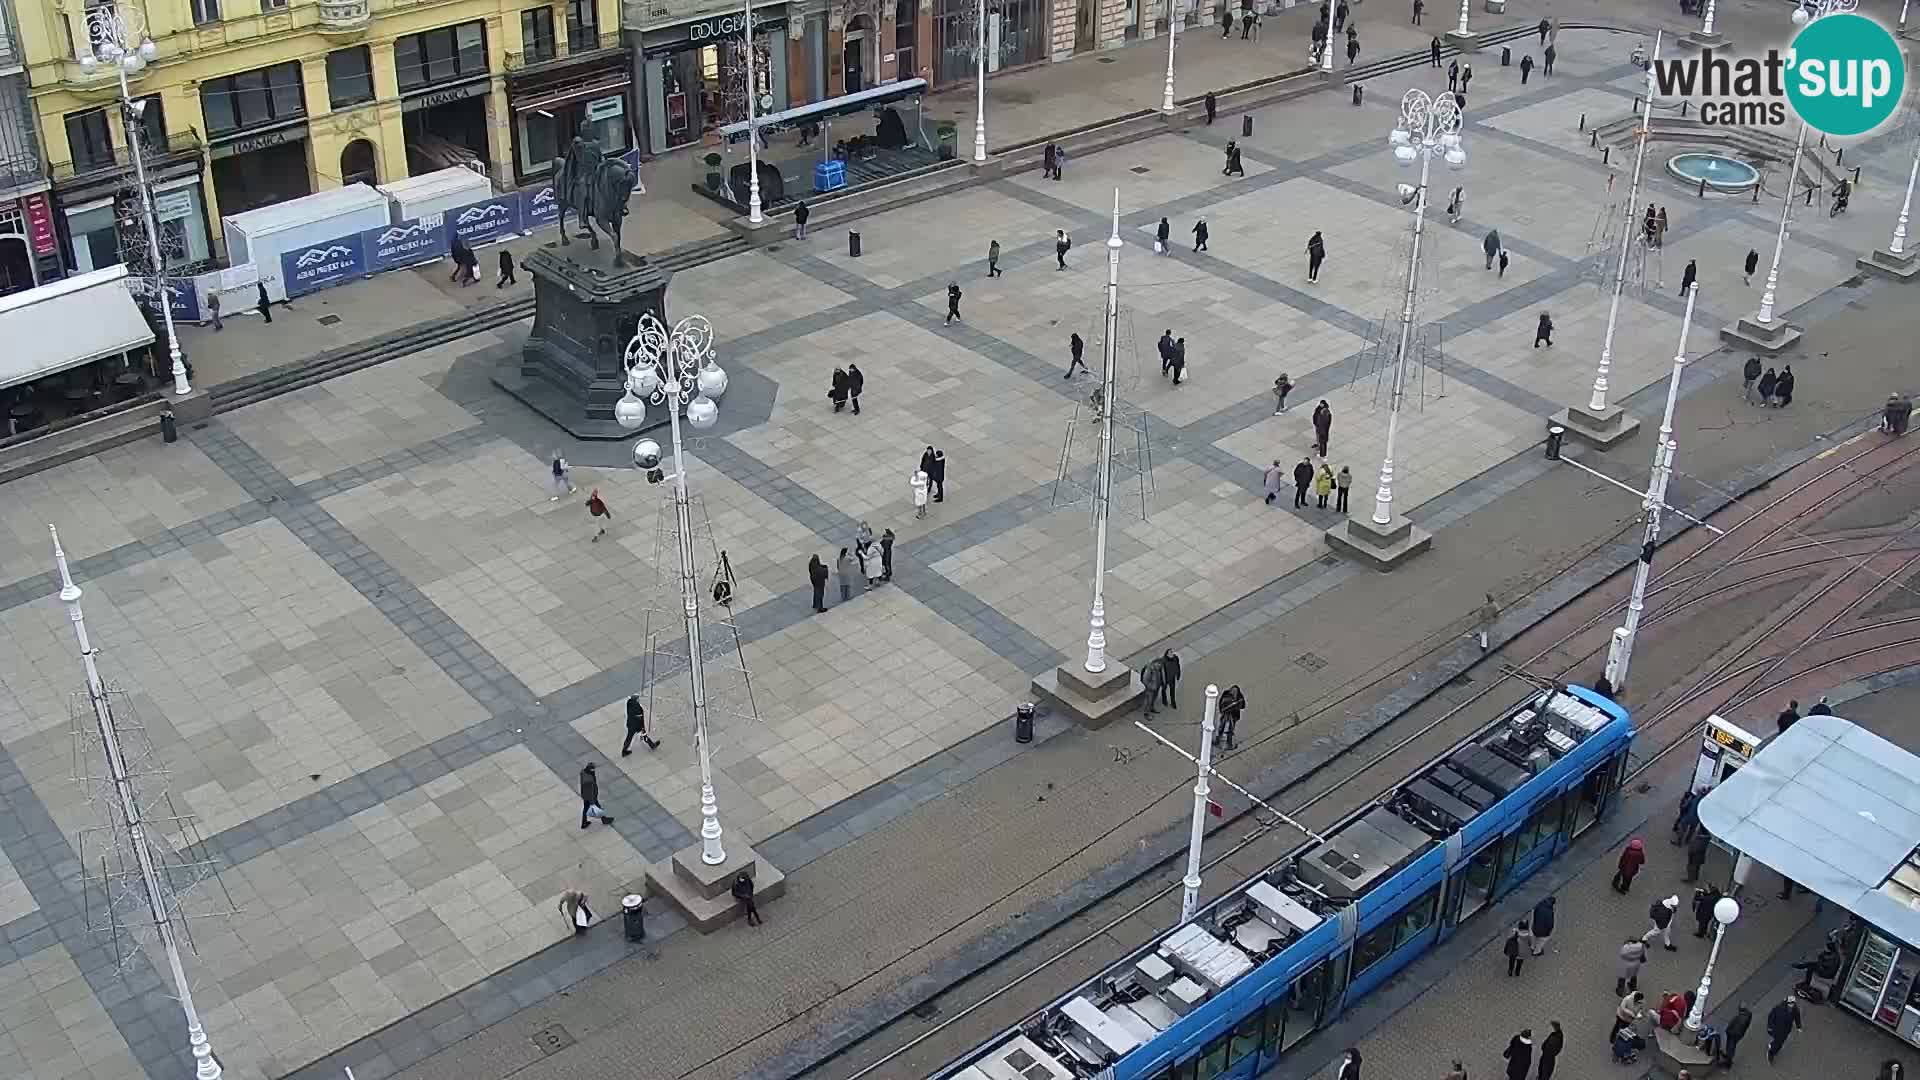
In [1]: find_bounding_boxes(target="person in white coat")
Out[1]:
[912,470,931,519]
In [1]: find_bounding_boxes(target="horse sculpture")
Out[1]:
[552,136,635,269]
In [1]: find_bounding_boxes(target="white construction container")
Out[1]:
[223,185,389,302]
[377,166,493,225]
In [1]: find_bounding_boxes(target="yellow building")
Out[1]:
[16,0,628,267]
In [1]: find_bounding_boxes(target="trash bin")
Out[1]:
[1241,115,1253,137]
[1501,46,1511,66]
[159,408,178,444]
[622,893,646,942]
[848,230,862,258]
[1351,84,1363,106]
[1015,702,1036,743]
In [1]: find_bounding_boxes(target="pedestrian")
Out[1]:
[1477,591,1499,650]
[987,238,1002,277]
[1612,990,1646,1041]
[793,199,810,239]
[1765,997,1801,1063]
[549,452,576,501]
[1691,882,1723,937]
[1461,63,1473,91]
[1293,457,1314,508]
[1055,229,1072,270]
[1312,399,1332,457]
[1685,828,1711,883]
[1533,312,1554,348]
[1331,1049,1360,1080]
[1160,648,1181,708]
[1644,894,1679,951]
[1809,695,1833,715]
[830,366,850,412]
[497,248,517,287]
[1306,230,1326,282]
[1483,229,1501,269]
[1204,92,1217,125]
[558,888,594,935]
[1536,1021,1562,1080]
[578,762,614,828]
[1530,894,1555,954]
[1347,35,1360,64]
[1718,1004,1753,1065]
[1335,465,1352,513]
[1193,217,1210,252]
[1542,43,1556,74]
[1776,365,1795,407]
[623,693,660,754]
[912,469,930,519]
[1657,206,1670,246]
[1520,53,1534,84]
[945,282,962,324]
[1156,217,1171,255]
[1225,143,1245,177]
[1221,8,1233,36]
[732,870,763,926]
[1503,1030,1532,1080]
[1216,684,1245,748]
[1497,249,1509,278]
[1613,836,1646,892]
[809,553,830,611]
[257,280,273,324]
[206,289,223,331]
[1679,259,1697,297]
[1066,332,1088,378]
[450,237,473,284]
[1455,90,1466,111]
[1537,16,1550,44]
[927,447,946,501]
[1314,462,1334,508]
[1263,460,1285,505]
[1140,655,1166,717]
[1744,248,1759,285]
[863,533,885,589]
[1158,329,1176,376]
[1503,922,1527,976]
[1448,58,1460,91]
[1881,1064,1907,1080]
[1043,142,1058,179]
[1333,0,1348,33]
[586,487,611,541]
[1430,35,1441,67]
[1272,372,1293,414]
[1616,940,1648,997]
[1171,337,1187,385]
[1742,356,1763,402]
[1447,185,1463,223]
[847,362,864,414]
[835,547,855,602]
[1413,0,1425,25]
[1758,367,1779,407]
[1674,786,1703,844]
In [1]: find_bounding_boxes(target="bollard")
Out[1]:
[1545,425,1566,460]
[159,408,178,444]
[1699,177,1708,198]
[1680,100,1690,117]
[1753,183,1761,203]
[1579,112,1586,130]
[1805,185,1815,206]
[849,230,862,257]
[1603,146,1611,165]
[1835,147,1844,165]
[1591,130,1599,147]
[1853,165,1862,185]
[1242,114,1253,137]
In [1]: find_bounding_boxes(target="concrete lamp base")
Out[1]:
[643,841,785,933]
[1719,313,1803,355]
[1325,513,1433,570]
[1444,29,1482,51]
[1551,402,1643,450]
[1031,660,1144,729]
[1681,30,1730,50]
[1857,246,1920,282]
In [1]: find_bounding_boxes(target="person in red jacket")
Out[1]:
[1612,837,1647,893]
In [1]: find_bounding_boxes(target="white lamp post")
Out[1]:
[1374,89,1466,527]
[1586,32,1662,417]
[1455,0,1470,37]
[1888,143,1918,256]
[615,313,732,864]
[1083,191,1124,675]
[1700,0,1719,38]
[974,0,989,161]
[78,7,189,398]
[1179,685,1220,922]
[1161,0,1179,115]
[51,527,222,1079]
[743,0,763,224]
[1684,896,1742,1039]
[1757,0,1859,325]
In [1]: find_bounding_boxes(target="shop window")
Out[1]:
[326,47,375,109]
[190,0,221,25]
[521,7,557,62]
[894,0,915,77]
[261,0,287,11]
[201,62,306,137]
[397,22,489,92]
[566,0,599,52]
[65,109,114,170]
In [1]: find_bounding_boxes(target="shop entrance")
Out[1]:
[210,140,312,218]
[0,235,32,297]
[1075,0,1095,51]
[402,94,491,175]
[844,16,870,92]
[515,93,629,179]
[341,139,379,187]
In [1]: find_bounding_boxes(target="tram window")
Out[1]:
[1459,846,1499,921]
[1262,996,1288,1049]
[1352,922,1395,974]
[1523,797,1562,850]
[1167,1058,1197,1080]
[1196,1033,1231,1079]
[1228,1013,1263,1064]
[1281,958,1332,1051]
[1394,885,1441,947]
[1498,832,1521,878]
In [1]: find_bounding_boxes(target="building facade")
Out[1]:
[1,0,56,296]
[14,0,625,267]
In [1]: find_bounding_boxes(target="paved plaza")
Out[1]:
[0,20,1911,1080]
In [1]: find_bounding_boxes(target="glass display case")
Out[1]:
[1841,929,1920,1047]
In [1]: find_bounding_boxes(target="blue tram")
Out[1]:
[933,686,1634,1080]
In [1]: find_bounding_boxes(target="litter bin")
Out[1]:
[849,230,862,258]
[622,893,646,942]
[1242,115,1254,137]
[159,408,178,444]
[1015,702,1035,743]
[1501,46,1511,66]
[1352,84,1363,106]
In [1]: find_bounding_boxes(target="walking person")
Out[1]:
[1657,206,1670,246]
[1312,400,1332,457]
[1204,91,1217,124]
[793,199,810,239]
[912,470,930,519]
[1743,356,1763,403]
[1156,217,1172,255]
[1306,230,1326,282]
[1460,63,1473,92]
[1335,1048,1361,1080]
[1612,837,1647,893]
[1679,258,1697,297]
[927,447,946,501]
[830,366,850,412]
[847,362,864,415]
[1775,365,1795,407]
[257,280,273,324]
[1685,829,1712,884]
[1222,8,1233,36]
[1777,699,1801,732]
[1765,997,1802,1063]
[559,888,595,935]
[622,694,660,754]
[549,452,576,501]
[1347,33,1360,65]
[497,249,517,287]
[450,237,474,285]
[1159,648,1181,709]
[1533,312,1554,348]
[1530,894,1555,955]
[835,547,855,602]
[1413,0,1425,25]
[1503,1030,1533,1080]
[732,871,763,926]
[1503,922,1528,976]
[1483,229,1501,269]
[1333,0,1347,33]
[578,762,614,828]
[1055,229,1072,270]
[1535,1022,1562,1080]
[1224,143,1245,177]
[1448,58,1459,91]
[1447,185,1463,223]
[1476,591,1499,650]
[1215,684,1245,748]
[1758,367,1779,407]
[987,238,1002,277]
[1066,332,1088,378]
[879,531,897,583]
[1335,465,1352,513]
[1170,338,1187,385]
[945,282,962,324]
[1717,1004,1753,1066]
[1042,142,1058,179]
[1429,34,1441,65]
[1616,938,1648,997]
[1314,462,1334,509]
[1293,458,1314,508]
[809,553,830,611]
[1140,655,1166,717]
[1498,249,1510,278]
[1264,460,1286,505]
[1542,42,1556,74]
[1193,217,1210,252]
[1744,248,1759,285]
[1520,53,1534,84]
[1691,882,1723,937]
[1272,372,1292,414]
[205,289,223,332]
[1644,894,1679,951]
[586,487,611,542]
[1158,330,1176,377]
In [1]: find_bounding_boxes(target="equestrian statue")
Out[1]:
[552,125,635,268]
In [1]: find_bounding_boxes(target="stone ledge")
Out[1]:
[1719,313,1802,356]
[1032,663,1145,729]
[1551,402,1643,450]
[644,841,786,933]
[1857,247,1920,282]
[1325,514,1434,570]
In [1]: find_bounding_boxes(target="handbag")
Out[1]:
[574,905,591,928]
[1154,240,1165,253]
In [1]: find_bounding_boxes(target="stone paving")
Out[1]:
[0,21,1909,1080]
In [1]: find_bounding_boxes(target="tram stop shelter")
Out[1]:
[1695,714,1920,1047]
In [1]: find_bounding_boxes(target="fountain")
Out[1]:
[1666,152,1762,193]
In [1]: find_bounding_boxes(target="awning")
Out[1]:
[1696,714,1920,947]
[719,78,928,144]
[0,265,155,392]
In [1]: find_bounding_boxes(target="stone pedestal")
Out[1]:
[1681,29,1730,50]
[490,243,671,439]
[1325,512,1433,570]
[1444,29,1482,51]
[1858,246,1920,282]
[1550,400,1642,449]
[1032,659,1144,728]
[643,841,785,933]
[1719,312,1802,355]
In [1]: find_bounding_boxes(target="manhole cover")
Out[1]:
[1295,652,1328,671]
[911,1001,940,1020]
[1129,166,1152,174]
[1097,56,1117,63]
[531,1024,575,1055]
[317,314,342,325]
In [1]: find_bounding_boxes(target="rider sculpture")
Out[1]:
[552,124,635,268]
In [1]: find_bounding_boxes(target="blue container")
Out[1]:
[814,159,848,193]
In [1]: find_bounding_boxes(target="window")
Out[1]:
[1394,885,1440,947]
[65,109,114,170]
[894,0,915,75]
[396,22,489,91]
[128,95,166,152]
[326,47,375,109]
[1227,1013,1263,1065]
[566,0,598,52]
[261,0,287,11]
[200,61,306,136]
[1194,1033,1231,1080]
[1280,957,1334,1051]
[520,7,557,62]
[191,0,221,24]
[1352,922,1395,975]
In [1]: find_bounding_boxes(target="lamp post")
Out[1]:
[615,314,731,864]
[1585,32,1662,419]
[1455,0,1470,37]
[743,0,763,224]
[51,527,222,1079]
[1161,0,1179,115]
[1179,685,1220,922]
[1374,89,1466,527]
[79,7,189,398]
[975,0,989,161]
[1082,191,1124,675]
[1888,142,1918,256]
[1684,896,1742,1040]
[1700,0,1719,38]
[1756,0,1858,325]
[1604,283,1697,691]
